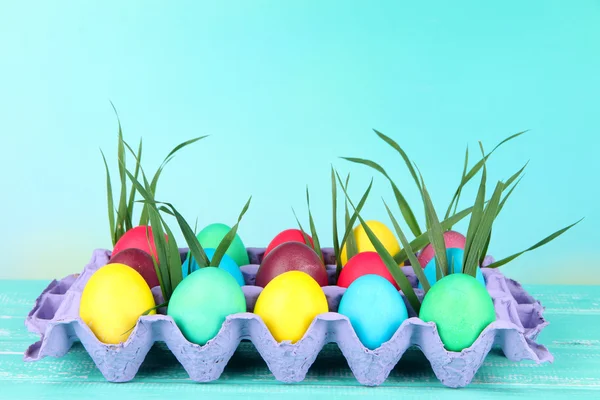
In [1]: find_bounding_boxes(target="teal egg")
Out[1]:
[418,248,485,289]
[419,273,496,351]
[196,223,249,267]
[182,248,245,286]
[338,274,408,350]
[168,267,246,345]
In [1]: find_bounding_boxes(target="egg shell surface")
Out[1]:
[338,274,408,350]
[79,263,156,345]
[417,230,466,268]
[255,241,328,287]
[419,273,496,352]
[418,248,485,289]
[196,223,249,267]
[340,220,402,266]
[264,229,315,259]
[112,225,167,262]
[167,267,246,345]
[337,251,399,289]
[181,248,245,286]
[109,248,160,288]
[254,270,328,343]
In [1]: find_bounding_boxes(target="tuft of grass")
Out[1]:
[101,104,205,246]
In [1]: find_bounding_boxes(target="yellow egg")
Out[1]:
[254,271,328,343]
[79,263,156,344]
[340,220,403,266]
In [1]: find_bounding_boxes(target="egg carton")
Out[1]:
[23,247,552,388]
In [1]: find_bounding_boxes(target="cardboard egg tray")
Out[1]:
[23,247,552,388]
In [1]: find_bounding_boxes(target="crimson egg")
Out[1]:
[417,231,466,268]
[255,241,328,287]
[109,248,160,288]
[112,225,167,262]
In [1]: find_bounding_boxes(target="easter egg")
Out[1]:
[417,230,466,268]
[112,225,167,262]
[418,248,485,289]
[264,229,315,259]
[182,248,245,286]
[337,251,399,289]
[79,263,156,344]
[254,270,328,343]
[419,273,496,352]
[340,220,402,266]
[109,248,160,288]
[255,241,328,287]
[196,223,249,267]
[338,274,408,350]
[168,267,246,345]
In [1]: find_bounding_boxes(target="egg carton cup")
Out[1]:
[23,247,552,388]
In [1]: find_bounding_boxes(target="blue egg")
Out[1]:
[338,274,408,350]
[418,248,485,289]
[182,248,245,286]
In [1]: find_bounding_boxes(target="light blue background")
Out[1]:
[1,1,598,283]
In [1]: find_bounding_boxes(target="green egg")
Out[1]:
[167,267,246,345]
[196,223,250,267]
[419,273,496,352]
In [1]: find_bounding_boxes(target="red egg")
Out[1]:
[108,248,160,288]
[337,252,399,289]
[417,231,466,268]
[255,241,328,287]
[264,229,315,259]
[112,225,167,262]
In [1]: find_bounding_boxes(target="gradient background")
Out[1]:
[1,1,598,284]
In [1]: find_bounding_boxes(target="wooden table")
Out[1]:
[2,281,599,399]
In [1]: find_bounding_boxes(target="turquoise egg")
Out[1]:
[338,274,409,350]
[168,267,246,345]
[182,248,245,286]
[418,248,485,289]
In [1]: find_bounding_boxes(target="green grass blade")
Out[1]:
[445,131,526,220]
[292,208,313,248]
[126,138,143,224]
[479,231,492,266]
[383,199,430,292]
[337,173,373,261]
[337,176,421,313]
[342,177,359,261]
[393,204,475,265]
[100,150,116,246]
[447,146,469,220]
[306,187,323,260]
[418,171,448,279]
[373,129,422,192]
[160,214,183,291]
[464,181,504,276]
[487,218,583,269]
[112,105,129,237]
[158,203,209,268]
[463,149,487,267]
[331,166,342,276]
[211,196,252,267]
[498,175,523,216]
[147,206,171,300]
[342,157,421,237]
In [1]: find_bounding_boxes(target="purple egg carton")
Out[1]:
[23,247,552,388]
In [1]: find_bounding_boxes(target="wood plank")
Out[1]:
[1,342,599,388]
[4,381,600,400]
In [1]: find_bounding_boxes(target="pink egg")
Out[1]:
[417,231,466,268]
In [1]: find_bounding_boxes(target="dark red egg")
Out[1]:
[255,241,328,287]
[337,251,399,289]
[112,225,167,262]
[108,248,160,288]
[417,231,466,268]
[264,229,315,259]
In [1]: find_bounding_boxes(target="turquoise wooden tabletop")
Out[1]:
[1,281,599,400]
